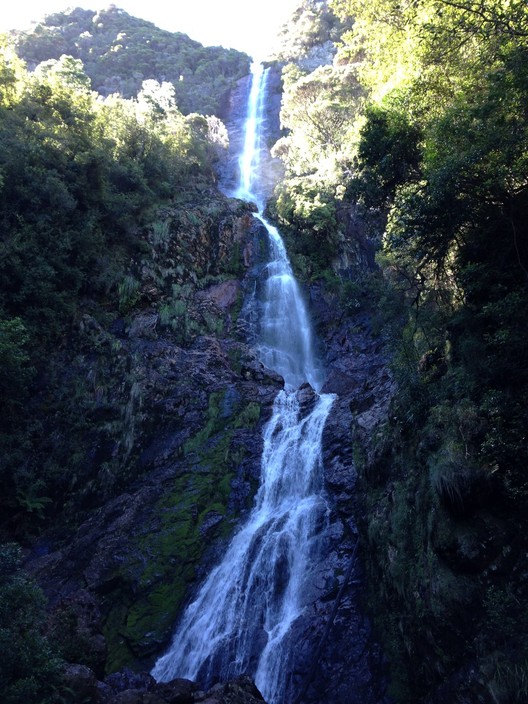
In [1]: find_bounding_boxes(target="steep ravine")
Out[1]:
[24,68,396,703]
[287,282,395,704]
[21,60,521,704]
[25,209,394,704]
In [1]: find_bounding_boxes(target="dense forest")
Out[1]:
[1,1,527,703]
[268,1,528,701]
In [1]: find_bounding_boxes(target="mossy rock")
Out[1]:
[101,390,263,671]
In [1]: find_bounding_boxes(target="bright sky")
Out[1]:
[0,1,300,59]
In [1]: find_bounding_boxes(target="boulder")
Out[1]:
[62,663,100,702]
[105,668,156,693]
[151,677,197,703]
[48,588,107,677]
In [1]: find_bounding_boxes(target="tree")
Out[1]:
[0,544,61,703]
[0,317,33,413]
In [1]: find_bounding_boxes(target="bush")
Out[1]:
[0,544,62,703]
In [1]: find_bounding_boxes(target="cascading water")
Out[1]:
[152,64,335,703]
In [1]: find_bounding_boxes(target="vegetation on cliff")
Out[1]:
[268,0,528,701]
[0,544,62,703]
[0,34,235,528]
[0,23,264,697]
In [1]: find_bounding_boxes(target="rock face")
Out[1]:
[61,668,265,704]
[259,283,395,704]
[28,216,395,704]
[25,200,283,682]
[316,302,394,704]
[217,65,284,205]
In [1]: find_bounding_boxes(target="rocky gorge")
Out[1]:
[18,65,396,704]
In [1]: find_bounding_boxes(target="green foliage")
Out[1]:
[354,104,421,208]
[0,45,222,350]
[273,0,350,63]
[0,317,34,412]
[342,0,528,504]
[272,176,340,276]
[266,3,365,280]
[0,544,62,703]
[0,35,240,536]
[0,39,222,324]
[118,275,141,312]
[261,1,528,700]
[0,36,25,107]
[12,5,250,116]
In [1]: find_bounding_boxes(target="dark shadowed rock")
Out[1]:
[62,663,100,702]
[100,675,266,704]
[48,588,107,677]
[108,691,165,704]
[26,315,284,669]
[105,668,157,693]
[276,283,395,704]
[151,677,197,703]
[297,381,318,415]
[21,65,395,704]
[197,676,266,703]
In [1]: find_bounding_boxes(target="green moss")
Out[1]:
[352,439,367,473]
[102,392,263,670]
[118,275,141,312]
[103,599,132,673]
[124,581,187,651]
[202,310,224,336]
[227,346,243,373]
[225,241,243,277]
[183,391,225,456]
[234,401,261,429]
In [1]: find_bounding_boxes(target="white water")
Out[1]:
[152,63,335,703]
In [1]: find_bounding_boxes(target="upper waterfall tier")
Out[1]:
[234,63,323,390]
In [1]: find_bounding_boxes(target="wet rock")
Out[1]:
[108,691,165,704]
[297,381,318,415]
[240,352,284,391]
[27,323,283,671]
[195,676,265,703]
[218,67,283,204]
[151,677,197,703]
[199,511,225,536]
[284,283,395,704]
[97,679,115,704]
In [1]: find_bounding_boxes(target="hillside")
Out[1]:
[10,5,250,116]
[0,26,273,700]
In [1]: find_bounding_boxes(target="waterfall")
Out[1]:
[151,63,335,704]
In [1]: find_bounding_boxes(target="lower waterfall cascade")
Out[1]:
[151,63,336,704]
